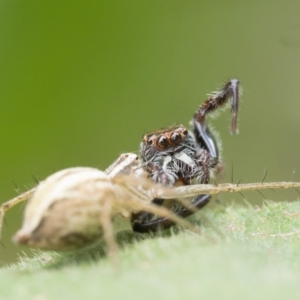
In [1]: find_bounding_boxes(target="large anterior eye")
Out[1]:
[147,139,153,145]
[157,136,169,149]
[170,132,182,145]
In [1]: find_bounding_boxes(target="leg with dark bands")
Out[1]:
[131,194,211,233]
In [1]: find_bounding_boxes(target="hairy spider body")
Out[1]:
[140,124,208,186]
[131,79,240,232]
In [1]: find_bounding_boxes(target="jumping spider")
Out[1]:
[131,79,240,232]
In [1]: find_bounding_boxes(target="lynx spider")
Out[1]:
[0,153,201,260]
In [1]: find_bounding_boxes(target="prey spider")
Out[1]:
[0,153,197,261]
[1,152,300,261]
[131,79,239,232]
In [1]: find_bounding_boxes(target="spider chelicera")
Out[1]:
[131,79,240,232]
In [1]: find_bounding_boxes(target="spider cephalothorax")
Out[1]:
[140,124,217,186]
[131,79,240,232]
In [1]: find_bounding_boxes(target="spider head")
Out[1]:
[142,125,188,151]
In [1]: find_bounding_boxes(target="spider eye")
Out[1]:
[157,136,169,149]
[183,129,188,136]
[147,139,153,145]
[170,132,182,145]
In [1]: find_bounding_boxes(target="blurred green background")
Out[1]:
[1,0,300,265]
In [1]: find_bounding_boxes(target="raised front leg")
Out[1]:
[193,79,240,159]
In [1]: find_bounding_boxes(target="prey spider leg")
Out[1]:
[155,182,300,199]
[0,187,36,242]
[131,194,210,233]
[99,193,118,265]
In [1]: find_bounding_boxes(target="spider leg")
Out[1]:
[193,79,240,159]
[0,187,36,244]
[114,176,200,234]
[186,79,240,213]
[154,182,300,199]
[131,194,210,233]
[194,78,239,135]
[128,197,201,235]
[130,159,182,232]
[99,194,119,266]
